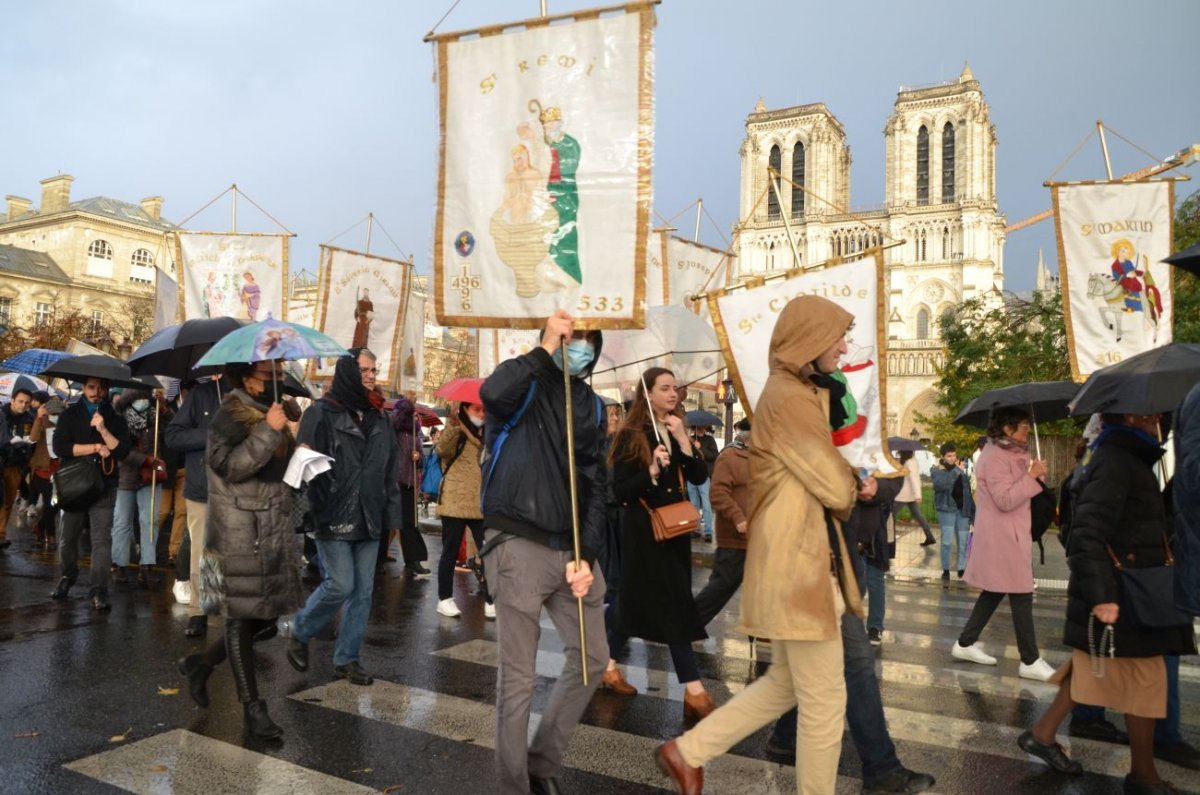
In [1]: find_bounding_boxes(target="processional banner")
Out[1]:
[314,245,411,385]
[707,252,896,474]
[153,267,179,332]
[176,233,289,322]
[398,289,426,396]
[432,2,655,329]
[1052,181,1174,380]
[663,235,732,388]
[477,328,542,378]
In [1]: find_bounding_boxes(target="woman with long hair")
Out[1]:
[602,367,713,717]
[435,401,493,619]
[951,406,1056,681]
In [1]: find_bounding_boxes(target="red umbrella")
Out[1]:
[414,404,443,427]
[436,376,485,405]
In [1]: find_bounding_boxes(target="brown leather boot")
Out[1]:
[601,666,637,695]
[655,740,703,794]
[683,688,715,719]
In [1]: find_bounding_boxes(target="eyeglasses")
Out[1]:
[360,367,379,374]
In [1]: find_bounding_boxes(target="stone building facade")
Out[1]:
[0,174,174,343]
[734,65,1006,435]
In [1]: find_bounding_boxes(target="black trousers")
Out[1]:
[60,486,117,597]
[957,590,1040,664]
[438,516,487,601]
[693,547,747,627]
[379,485,428,565]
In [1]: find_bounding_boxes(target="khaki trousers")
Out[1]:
[676,579,846,795]
[0,465,23,540]
[186,499,208,617]
[164,472,187,560]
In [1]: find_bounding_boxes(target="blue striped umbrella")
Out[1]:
[0,348,72,375]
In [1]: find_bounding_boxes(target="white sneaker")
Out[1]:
[436,598,461,618]
[484,602,496,620]
[1019,658,1057,682]
[172,579,191,605]
[952,641,998,665]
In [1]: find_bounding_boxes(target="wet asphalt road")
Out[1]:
[1,522,1198,795]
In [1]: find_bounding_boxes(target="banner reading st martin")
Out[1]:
[1052,180,1174,380]
[430,2,655,329]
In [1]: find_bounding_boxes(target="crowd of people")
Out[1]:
[0,296,1197,795]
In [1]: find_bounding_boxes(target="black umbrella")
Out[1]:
[1069,343,1200,416]
[685,409,724,428]
[127,317,246,378]
[954,381,1080,428]
[39,354,148,390]
[1163,242,1200,278]
[887,436,926,453]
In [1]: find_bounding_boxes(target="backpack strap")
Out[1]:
[481,381,538,501]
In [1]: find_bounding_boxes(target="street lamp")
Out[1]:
[721,376,737,445]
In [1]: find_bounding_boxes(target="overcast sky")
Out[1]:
[4,0,1197,292]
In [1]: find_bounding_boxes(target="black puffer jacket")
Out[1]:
[199,389,298,620]
[480,343,608,564]
[297,397,403,541]
[1064,426,1197,657]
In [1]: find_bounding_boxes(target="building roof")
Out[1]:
[0,196,176,231]
[0,243,72,284]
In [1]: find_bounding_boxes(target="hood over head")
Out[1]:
[768,295,853,375]
[537,328,604,378]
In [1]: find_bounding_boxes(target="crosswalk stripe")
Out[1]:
[63,728,377,795]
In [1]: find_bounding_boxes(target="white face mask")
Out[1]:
[468,415,485,428]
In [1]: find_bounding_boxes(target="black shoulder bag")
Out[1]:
[1105,534,1191,629]
[52,454,112,512]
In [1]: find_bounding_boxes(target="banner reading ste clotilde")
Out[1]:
[708,252,896,474]
[176,233,289,322]
[1052,180,1174,380]
[432,3,654,329]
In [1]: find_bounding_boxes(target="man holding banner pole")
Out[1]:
[479,310,609,795]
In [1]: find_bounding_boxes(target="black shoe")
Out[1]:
[243,699,283,741]
[1123,773,1181,794]
[333,661,374,685]
[404,563,431,578]
[1069,717,1129,745]
[919,536,936,546]
[863,766,936,794]
[529,775,563,795]
[0,539,11,550]
[112,565,130,584]
[940,570,950,582]
[957,570,965,579]
[91,594,111,612]
[1017,730,1083,774]
[703,533,713,542]
[177,654,213,708]
[184,615,207,638]
[287,637,309,672]
[867,627,882,647]
[50,576,74,600]
[764,734,795,765]
[1154,740,1200,770]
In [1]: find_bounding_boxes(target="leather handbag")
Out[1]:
[51,455,108,512]
[1106,535,1192,629]
[640,468,701,543]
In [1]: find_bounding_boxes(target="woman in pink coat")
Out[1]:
[951,407,1057,682]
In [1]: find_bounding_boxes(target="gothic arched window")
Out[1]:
[942,226,950,259]
[916,126,930,205]
[917,308,930,339]
[942,122,956,202]
[791,142,805,216]
[767,145,781,220]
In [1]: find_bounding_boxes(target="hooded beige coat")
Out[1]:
[738,295,865,641]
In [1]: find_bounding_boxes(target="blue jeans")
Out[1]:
[771,609,901,783]
[291,538,378,667]
[1071,655,1182,744]
[937,510,969,571]
[866,565,886,632]
[111,485,162,566]
[687,479,713,536]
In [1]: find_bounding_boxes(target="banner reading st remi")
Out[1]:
[176,233,289,322]
[431,3,654,328]
[315,246,411,385]
[708,252,896,474]
[1052,180,1174,380]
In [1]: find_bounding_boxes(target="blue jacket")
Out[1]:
[930,461,975,519]
[166,380,222,503]
[1174,383,1200,617]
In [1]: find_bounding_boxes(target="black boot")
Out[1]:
[50,576,74,600]
[226,620,282,740]
[177,654,214,708]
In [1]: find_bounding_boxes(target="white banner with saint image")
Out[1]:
[477,328,542,378]
[1053,181,1174,380]
[398,289,426,396]
[315,246,410,385]
[177,233,288,322]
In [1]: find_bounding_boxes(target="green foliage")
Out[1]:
[1173,188,1200,344]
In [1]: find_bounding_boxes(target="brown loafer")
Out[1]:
[655,740,703,794]
[601,667,637,695]
[683,689,715,719]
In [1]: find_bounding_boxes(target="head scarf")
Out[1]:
[328,354,374,414]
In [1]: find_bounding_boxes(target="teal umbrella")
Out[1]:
[194,316,348,369]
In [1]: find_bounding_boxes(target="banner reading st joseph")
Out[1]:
[708,252,896,474]
[1052,180,1174,380]
[314,245,411,385]
[176,232,289,322]
[432,3,654,329]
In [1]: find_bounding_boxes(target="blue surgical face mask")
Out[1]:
[133,399,150,412]
[553,340,594,376]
